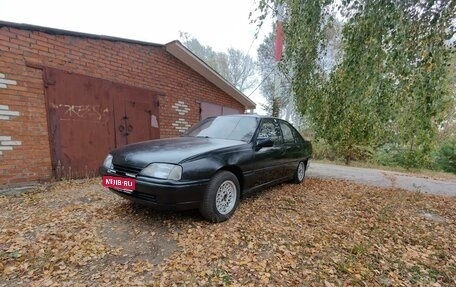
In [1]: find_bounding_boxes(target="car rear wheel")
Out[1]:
[293,161,306,184]
[200,171,240,223]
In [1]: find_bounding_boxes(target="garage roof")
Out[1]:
[0,21,256,109]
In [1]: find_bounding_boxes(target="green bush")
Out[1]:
[433,138,456,173]
[372,144,430,169]
[312,139,337,161]
[372,144,402,167]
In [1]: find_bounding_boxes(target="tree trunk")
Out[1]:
[345,155,351,165]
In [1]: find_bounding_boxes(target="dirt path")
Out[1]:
[308,162,456,196]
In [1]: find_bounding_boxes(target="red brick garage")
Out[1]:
[0,21,256,186]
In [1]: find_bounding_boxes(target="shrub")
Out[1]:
[312,139,337,161]
[372,144,430,169]
[433,138,456,173]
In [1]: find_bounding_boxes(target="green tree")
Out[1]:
[439,49,456,139]
[254,0,455,167]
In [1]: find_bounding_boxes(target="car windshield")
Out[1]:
[184,116,259,142]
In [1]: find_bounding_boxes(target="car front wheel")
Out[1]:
[292,161,306,184]
[200,171,240,223]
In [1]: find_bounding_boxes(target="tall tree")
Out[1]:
[180,32,257,93]
[439,51,456,139]
[257,30,297,120]
[254,0,455,166]
[257,31,283,117]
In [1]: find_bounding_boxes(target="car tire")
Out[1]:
[200,171,240,223]
[292,161,306,184]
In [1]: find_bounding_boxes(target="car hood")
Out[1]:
[111,137,246,168]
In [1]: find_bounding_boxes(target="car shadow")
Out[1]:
[113,200,205,224]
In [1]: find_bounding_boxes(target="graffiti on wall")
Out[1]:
[50,103,109,121]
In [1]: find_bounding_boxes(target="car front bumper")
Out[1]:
[101,167,209,211]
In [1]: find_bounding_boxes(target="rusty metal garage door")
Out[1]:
[44,67,159,179]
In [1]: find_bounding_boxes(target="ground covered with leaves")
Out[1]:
[1,178,455,286]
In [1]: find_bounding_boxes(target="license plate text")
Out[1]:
[102,176,136,191]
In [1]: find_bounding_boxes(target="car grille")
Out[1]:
[131,191,157,202]
[111,188,157,203]
[112,164,141,176]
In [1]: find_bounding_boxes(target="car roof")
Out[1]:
[215,114,283,121]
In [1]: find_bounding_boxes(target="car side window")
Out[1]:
[280,121,296,144]
[258,119,283,146]
[291,127,305,145]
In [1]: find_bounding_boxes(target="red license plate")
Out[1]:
[102,176,136,191]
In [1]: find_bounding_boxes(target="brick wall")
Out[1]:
[0,25,245,185]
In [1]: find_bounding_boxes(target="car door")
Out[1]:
[249,118,285,188]
[279,120,302,178]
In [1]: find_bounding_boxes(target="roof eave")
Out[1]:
[0,20,163,47]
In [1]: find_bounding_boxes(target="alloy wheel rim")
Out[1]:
[215,180,236,215]
[298,162,305,181]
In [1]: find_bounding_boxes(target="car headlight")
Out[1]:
[103,154,113,169]
[139,163,182,180]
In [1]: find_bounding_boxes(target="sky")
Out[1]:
[0,0,273,111]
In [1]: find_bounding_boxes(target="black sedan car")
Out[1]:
[100,115,312,222]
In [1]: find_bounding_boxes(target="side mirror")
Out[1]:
[255,138,273,150]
